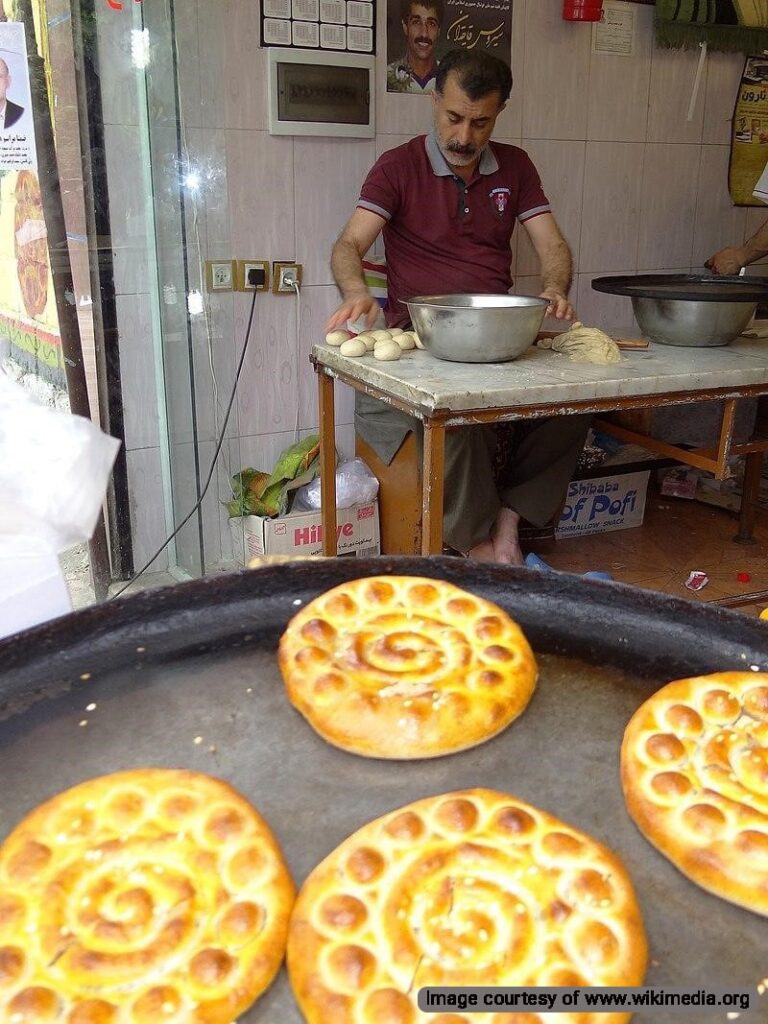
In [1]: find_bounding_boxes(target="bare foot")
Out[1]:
[467,537,497,562]
[491,507,523,566]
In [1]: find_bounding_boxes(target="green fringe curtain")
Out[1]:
[656,1,768,51]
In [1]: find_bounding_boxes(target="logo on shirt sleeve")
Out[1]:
[489,186,511,218]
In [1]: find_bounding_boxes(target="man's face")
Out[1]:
[402,4,439,67]
[432,71,504,167]
[0,65,10,103]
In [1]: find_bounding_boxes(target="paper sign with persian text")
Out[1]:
[0,22,37,171]
[592,1,635,57]
[729,54,768,207]
[386,0,510,94]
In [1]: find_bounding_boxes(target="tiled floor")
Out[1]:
[542,487,768,616]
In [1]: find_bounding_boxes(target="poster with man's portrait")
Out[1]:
[0,21,36,170]
[386,0,511,94]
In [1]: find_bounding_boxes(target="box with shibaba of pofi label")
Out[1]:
[556,471,649,539]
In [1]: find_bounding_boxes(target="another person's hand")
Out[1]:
[540,288,575,321]
[325,294,381,332]
[705,247,746,276]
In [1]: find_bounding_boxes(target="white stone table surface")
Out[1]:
[312,336,768,417]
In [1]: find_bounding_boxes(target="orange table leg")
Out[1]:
[318,369,338,556]
[422,419,445,555]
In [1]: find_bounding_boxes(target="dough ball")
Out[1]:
[325,329,352,346]
[388,328,404,337]
[394,332,416,351]
[373,340,402,361]
[356,333,377,351]
[412,331,426,350]
[371,330,393,342]
[340,339,367,357]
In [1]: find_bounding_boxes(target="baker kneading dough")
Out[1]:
[538,321,622,365]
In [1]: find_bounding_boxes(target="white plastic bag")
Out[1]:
[292,457,379,511]
[0,373,120,555]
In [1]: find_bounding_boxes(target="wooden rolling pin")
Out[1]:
[536,330,649,350]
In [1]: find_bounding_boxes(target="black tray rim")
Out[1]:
[591,273,768,302]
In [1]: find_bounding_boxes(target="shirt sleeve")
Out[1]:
[516,150,551,223]
[357,153,401,222]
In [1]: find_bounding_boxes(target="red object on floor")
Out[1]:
[563,0,603,20]
[737,572,752,583]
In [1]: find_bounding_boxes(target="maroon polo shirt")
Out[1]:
[357,131,551,328]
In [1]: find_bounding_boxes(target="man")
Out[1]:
[326,48,590,565]
[706,217,768,275]
[0,58,23,129]
[387,0,441,94]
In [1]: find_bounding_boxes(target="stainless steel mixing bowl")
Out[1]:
[405,294,548,363]
[631,295,756,347]
[591,274,768,347]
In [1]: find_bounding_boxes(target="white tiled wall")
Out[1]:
[102,0,759,572]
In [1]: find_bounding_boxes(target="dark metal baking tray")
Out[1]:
[1,558,766,1022]
[591,274,768,303]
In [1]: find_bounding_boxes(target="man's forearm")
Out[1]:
[539,237,572,296]
[331,238,370,300]
[742,220,768,265]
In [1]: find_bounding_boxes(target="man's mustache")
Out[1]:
[414,36,433,44]
[447,142,476,155]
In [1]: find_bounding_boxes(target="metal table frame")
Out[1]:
[312,351,768,564]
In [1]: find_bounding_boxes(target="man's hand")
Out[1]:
[325,294,381,333]
[539,288,575,321]
[705,247,746,276]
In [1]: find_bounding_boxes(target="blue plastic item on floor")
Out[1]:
[524,552,613,581]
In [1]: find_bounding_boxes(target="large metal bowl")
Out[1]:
[591,274,768,347]
[405,293,548,362]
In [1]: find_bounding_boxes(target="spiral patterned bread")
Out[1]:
[0,769,295,1022]
[278,576,538,759]
[621,672,768,915]
[287,788,647,1024]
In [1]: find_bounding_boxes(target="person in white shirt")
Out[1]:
[0,58,24,130]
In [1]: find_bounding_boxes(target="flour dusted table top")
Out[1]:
[310,337,768,557]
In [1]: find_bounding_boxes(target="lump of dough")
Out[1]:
[411,331,426,350]
[325,329,352,346]
[373,340,402,361]
[388,328,404,337]
[356,333,377,351]
[394,333,416,351]
[537,321,622,365]
[371,330,393,342]
[340,338,367,357]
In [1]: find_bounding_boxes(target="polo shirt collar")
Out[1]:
[425,130,499,177]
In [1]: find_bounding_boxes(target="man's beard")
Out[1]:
[438,138,484,167]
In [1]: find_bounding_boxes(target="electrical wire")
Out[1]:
[292,279,301,443]
[110,288,259,598]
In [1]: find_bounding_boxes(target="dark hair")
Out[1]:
[402,0,443,23]
[435,48,512,104]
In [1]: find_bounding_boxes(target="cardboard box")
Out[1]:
[556,470,649,539]
[230,500,380,562]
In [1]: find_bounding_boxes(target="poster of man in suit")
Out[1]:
[386,0,511,94]
[0,22,36,170]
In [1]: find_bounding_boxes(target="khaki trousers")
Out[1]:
[355,393,591,553]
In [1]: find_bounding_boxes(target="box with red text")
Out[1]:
[230,500,380,562]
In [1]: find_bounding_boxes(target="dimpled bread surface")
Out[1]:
[287,788,648,1024]
[621,672,768,915]
[0,769,295,1023]
[278,576,538,759]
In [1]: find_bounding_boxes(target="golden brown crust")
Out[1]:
[287,788,647,1024]
[621,671,768,915]
[278,576,538,759]
[0,769,296,1022]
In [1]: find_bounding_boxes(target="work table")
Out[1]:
[311,336,768,557]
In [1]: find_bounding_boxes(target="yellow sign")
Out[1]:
[729,55,768,207]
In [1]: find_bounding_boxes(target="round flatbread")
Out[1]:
[287,788,647,1024]
[278,576,538,759]
[0,769,295,1022]
[621,671,768,915]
